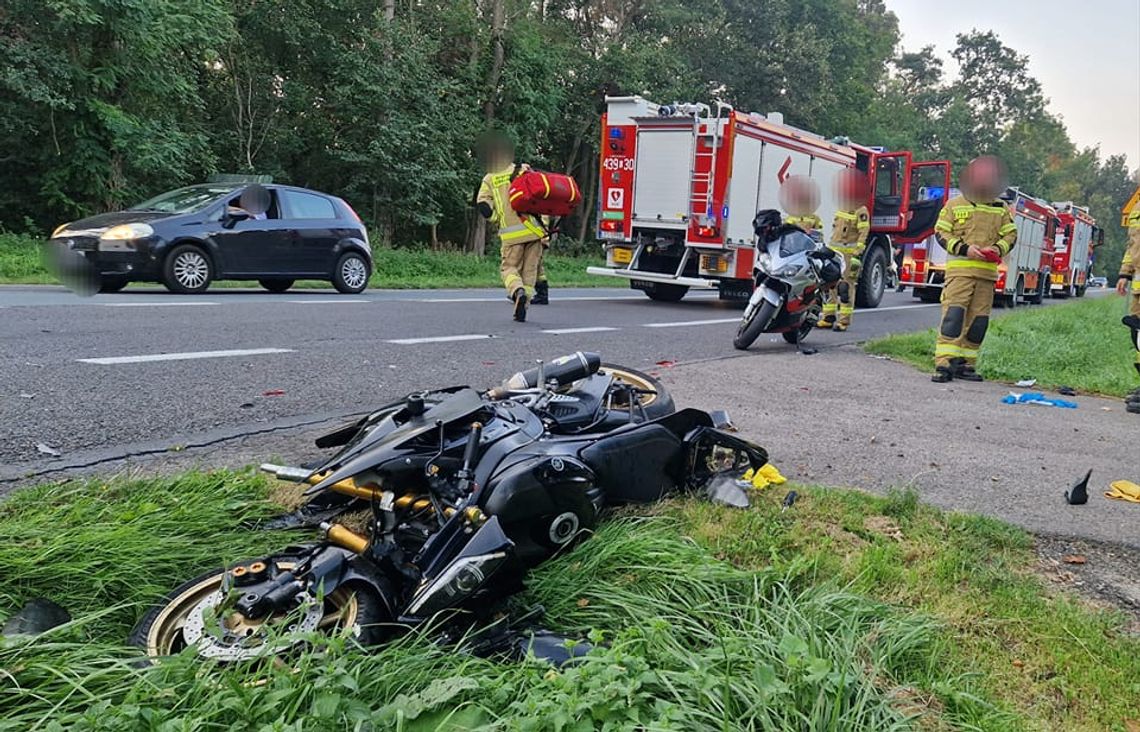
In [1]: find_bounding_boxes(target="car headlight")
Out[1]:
[405,551,508,617]
[100,223,154,241]
[52,223,72,238]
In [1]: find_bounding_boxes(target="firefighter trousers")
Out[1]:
[501,239,543,298]
[822,259,859,326]
[1130,290,1140,376]
[935,275,994,368]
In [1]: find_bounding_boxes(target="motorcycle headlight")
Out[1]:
[405,551,508,617]
[756,252,772,272]
[772,264,802,278]
[100,223,154,242]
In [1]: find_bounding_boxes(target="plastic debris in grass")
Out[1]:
[1002,392,1077,409]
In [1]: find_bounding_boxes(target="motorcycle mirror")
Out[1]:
[704,474,750,509]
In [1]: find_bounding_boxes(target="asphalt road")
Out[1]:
[0,283,1099,482]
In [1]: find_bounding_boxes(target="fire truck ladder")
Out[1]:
[689,102,733,224]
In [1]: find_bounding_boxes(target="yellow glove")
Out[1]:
[741,468,770,490]
[758,463,787,485]
[1106,480,1140,503]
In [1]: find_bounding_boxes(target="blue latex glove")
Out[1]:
[1001,392,1078,409]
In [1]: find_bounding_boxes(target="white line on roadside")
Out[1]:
[101,301,219,307]
[386,334,494,345]
[78,348,294,365]
[420,294,718,303]
[644,318,739,328]
[286,299,369,304]
[541,326,619,335]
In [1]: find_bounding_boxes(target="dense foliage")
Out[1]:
[1,1,1134,269]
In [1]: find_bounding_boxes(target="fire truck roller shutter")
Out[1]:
[758,144,811,216]
[632,126,695,227]
[725,133,765,244]
[808,156,847,246]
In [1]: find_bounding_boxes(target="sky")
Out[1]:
[887,0,1140,172]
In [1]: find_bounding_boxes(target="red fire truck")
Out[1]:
[1049,202,1097,298]
[901,188,1057,307]
[587,96,951,308]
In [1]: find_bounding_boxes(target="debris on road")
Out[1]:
[1057,386,1077,396]
[1002,392,1077,409]
[1063,555,1087,565]
[781,490,798,512]
[18,392,36,399]
[1065,469,1091,505]
[654,359,676,368]
[262,389,286,397]
[1106,480,1140,504]
[34,442,61,457]
[1016,379,1037,387]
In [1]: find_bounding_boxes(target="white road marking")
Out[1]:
[644,317,739,328]
[387,334,494,345]
[286,299,369,304]
[78,348,294,365]
[102,301,219,307]
[420,294,718,303]
[541,326,619,335]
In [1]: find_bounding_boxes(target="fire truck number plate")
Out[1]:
[612,247,633,264]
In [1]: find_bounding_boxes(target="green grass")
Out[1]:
[0,233,613,289]
[2,471,1137,730]
[866,296,1139,396]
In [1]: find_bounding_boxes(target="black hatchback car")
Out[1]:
[48,183,372,294]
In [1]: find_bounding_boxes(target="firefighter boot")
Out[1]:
[512,288,528,322]
[532,280,549,305]
[951,357,984,382]
[833,321,848,332]
[931,366,954,383]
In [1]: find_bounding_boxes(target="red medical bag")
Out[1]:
[508,171,582,218]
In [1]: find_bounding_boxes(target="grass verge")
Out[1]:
[0,232,614,289]
[1,471,1137,730]
[866,296,1138,397]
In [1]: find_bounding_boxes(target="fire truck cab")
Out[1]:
[588,96,951,308]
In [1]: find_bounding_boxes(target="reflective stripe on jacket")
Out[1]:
[934,195,1017,281]
[477,164,545,245]
[829,206,870,255]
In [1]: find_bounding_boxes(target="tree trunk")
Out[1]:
[465,0,505,256]
[430,222,439,250]
[383,0,395,21]
[577,154,597,246]
[482,0,505,123]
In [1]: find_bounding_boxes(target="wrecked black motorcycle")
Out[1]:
[130,353,767,664]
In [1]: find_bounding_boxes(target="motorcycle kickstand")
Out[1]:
[794,325,818,356]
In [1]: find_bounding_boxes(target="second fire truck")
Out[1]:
[587,96,951,308]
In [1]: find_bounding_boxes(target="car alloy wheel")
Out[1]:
[341,256,368,291]
[173,251,210,290]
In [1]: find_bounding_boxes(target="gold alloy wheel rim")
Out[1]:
[599,366,659,409]
[145,562,360,660]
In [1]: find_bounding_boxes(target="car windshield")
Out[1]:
[128,186,236,214]
[778,230,817,257]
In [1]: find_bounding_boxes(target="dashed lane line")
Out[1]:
[386,334,495,345]
[77,348,294,365]
[286,299,370,304]
[541,326,620,335]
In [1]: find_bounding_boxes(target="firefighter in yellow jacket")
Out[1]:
[1118,206,1140,413]
[931,156,1016,383]
[780,175,823,238]
[476,133,547,322]
[818,170,871,331]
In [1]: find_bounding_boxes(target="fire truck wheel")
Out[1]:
[854,246,887,309]
[1027,274,1047,305]
[644,284,689,302]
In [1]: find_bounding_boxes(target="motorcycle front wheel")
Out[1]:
[733,301,779,351]
[599,364,675,419]
[129,561,391,664]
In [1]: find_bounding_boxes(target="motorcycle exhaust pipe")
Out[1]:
[489,351,601,398]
